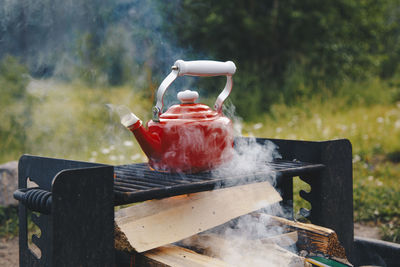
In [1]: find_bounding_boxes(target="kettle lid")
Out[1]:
[177,90,199,104]
[159,90,219,120]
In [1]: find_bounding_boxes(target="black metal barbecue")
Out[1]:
[13,137,400,267]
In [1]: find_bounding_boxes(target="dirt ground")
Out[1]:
[0,237,18,267]
[354,222,382,240]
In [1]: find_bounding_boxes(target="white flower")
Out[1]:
[101,148,110,154]
[124,140,134,147]
[276,127,282,133]
[131,154,141,161]
[337,124,348,131]
[315,117,322,129]
[395,120,400,129]
[109,155,117,161]
[367,175,374,181]
[352,154,361,163]
[376,117,384,123]
[376,180,383,186]
[91,151,98,156]
[253,123,263,130]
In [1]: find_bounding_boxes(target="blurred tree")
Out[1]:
[161,0,397,118]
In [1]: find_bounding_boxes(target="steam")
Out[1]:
[212,137,281,187]
[179,109,298,266]
[109,104,139,128]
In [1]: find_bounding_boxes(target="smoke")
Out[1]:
[176,106,300,266]
[212,137,280,187]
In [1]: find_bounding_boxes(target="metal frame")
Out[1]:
[255,138,354,260]
[16,155,115,266]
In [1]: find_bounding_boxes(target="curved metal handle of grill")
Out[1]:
[14,188,52,214]
[153,60,237,121]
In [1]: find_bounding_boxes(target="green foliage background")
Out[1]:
[1,0,400,115]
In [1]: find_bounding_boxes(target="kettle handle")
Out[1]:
[153,60,236,121]
[174,60,236,76]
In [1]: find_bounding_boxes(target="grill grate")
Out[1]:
[114,159,324,205]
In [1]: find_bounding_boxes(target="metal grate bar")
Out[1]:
[113,159,324,205]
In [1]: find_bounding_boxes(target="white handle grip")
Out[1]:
[174,60,236,76]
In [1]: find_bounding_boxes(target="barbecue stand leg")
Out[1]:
[17,155,115,267]
[250,138,354,261]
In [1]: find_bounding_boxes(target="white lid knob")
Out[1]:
[177,90,199,104]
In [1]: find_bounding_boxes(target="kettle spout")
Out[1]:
[120,110,162,160]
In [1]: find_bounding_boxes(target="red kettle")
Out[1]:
[121,60,237,173]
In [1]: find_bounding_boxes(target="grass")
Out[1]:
[1,77,399,243]
[0,79,153,164]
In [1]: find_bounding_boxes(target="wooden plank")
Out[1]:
[115,181,282,252]
[181,233,308,267]
[143,245,229,267]
[115,244,229,267]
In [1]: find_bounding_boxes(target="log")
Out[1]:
[181,233,309,267]
[116,244,229,267]
[260,231,298,247]
[255,214,347,259]
[115,181,282,253]
[144,245,229,267]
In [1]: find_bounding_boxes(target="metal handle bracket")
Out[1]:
[154,60,236,119]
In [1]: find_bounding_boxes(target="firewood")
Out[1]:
[181,233,310,267]
[143,244,229,267]
[255,214,347,259]
[117,244,229,267]
[115,181,282,253]
[260,231,298,247]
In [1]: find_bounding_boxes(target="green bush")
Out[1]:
[0,206,19,237]
[0,55,32,163]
